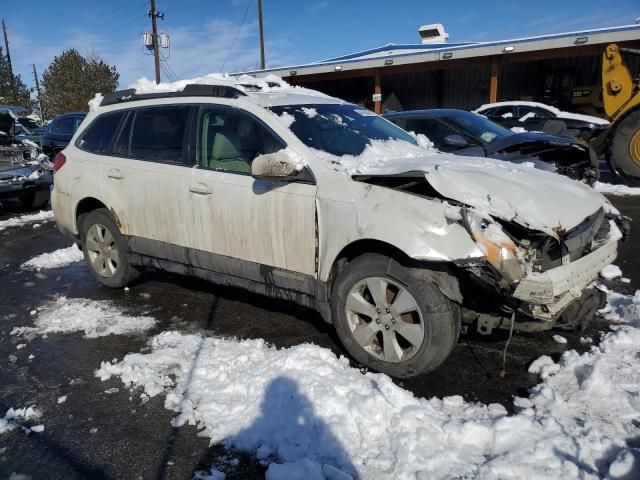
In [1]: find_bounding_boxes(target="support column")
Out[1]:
[374,69,382,114]
[489,57,499,103]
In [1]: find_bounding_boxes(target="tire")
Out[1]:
[331,253,461,378]
[607,108,640,186]
[80,208,140,288]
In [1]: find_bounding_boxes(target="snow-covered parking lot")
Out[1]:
[1,197,639,480]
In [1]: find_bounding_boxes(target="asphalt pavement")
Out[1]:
[0,193,638,480]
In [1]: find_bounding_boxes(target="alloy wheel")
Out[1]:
[85,223,119,278]
[345,276,425,363]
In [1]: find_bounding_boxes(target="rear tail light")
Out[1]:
[53,152,66,172]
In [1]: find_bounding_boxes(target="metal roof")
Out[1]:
[242,24,640,78]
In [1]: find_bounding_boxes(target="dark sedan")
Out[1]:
[40,112,86,158]
[384,109,599,184]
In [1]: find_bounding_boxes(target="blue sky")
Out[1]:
[4,0,638,89]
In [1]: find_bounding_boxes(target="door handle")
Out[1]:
[188,182,212,195]
[107,168,124,180]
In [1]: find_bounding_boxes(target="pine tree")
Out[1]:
[0,45,32,109]
[41,49,119,116]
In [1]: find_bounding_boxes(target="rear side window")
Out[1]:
[51,116,79,135]
[129,106,190,164]
[77,111,125,154]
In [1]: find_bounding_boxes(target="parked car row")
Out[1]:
[0,109,53,209]
[0,109,85,209]
[385,109,599,184]
[50,77,627,378]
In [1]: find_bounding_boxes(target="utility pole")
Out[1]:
[2,19,17,102]
[257,0,265,69]
[32,64,44,122]
[148,0,162,84]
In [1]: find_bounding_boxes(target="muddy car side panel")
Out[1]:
[315,177,484,282]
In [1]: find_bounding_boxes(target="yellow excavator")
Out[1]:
[594,43,640,184]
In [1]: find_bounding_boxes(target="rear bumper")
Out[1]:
[513,239,617,319]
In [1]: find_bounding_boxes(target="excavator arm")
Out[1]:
[602,44,640,121]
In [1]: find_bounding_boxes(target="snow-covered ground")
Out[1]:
[87,288,640,480]
[594,182,640,196]
[0,407,44,435]
[21,244,84,270]
[0,210,54,232]
[11,296,156,339]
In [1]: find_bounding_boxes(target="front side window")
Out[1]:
[129,106,190,164]
[77,111,125,154]
[268,104,415,157]
[441,111,513,145]
[517,106,554,119]
[198,108,284,173]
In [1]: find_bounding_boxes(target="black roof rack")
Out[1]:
[100,83,247,107]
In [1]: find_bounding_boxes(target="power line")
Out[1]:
[220,0,252,72]
[159,51,178,81]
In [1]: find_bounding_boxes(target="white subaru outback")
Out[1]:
[51,76,628,378]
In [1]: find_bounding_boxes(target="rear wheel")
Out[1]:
[80,209,140,288]
[331,253,460,378]
[607,108,640,185]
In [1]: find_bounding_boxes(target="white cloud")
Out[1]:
[10,15,299,93]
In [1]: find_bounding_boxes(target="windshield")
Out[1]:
[269,103,416,156]
[443,111,513,146]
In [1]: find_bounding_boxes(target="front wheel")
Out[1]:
[331,253,461,378]
[607,109,640,186]
[80,209,140,288]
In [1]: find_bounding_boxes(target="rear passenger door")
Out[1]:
[184,105,317,277]
[94,104,197,250]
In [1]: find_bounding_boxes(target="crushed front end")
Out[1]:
[455,206,628,334]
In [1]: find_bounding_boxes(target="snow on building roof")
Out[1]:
[241,24,640,78]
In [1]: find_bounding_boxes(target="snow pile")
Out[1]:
[595,182,640,196]
[11,296,156,339]
[95,288,640,479]
[322,138,439,175]
[0,406,43,435]
[21,244,84,270]
[88,93,104,111]
[600,264,623,280]
[0,210,54,232]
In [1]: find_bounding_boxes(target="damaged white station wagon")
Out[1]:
[51,75,629,378]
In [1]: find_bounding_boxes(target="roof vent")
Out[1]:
[418,23,449,44]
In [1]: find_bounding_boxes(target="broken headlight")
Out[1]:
[462,209,524,283]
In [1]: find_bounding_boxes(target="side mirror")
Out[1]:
[444,134,468,148]
[251,151,299,180]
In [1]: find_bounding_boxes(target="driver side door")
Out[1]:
[184,105,318,284]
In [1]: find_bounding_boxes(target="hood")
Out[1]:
[487,131,578,153]
[350,153,606,238]
[556,111,609,126]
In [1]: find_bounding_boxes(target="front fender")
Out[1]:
[317,181,483,282]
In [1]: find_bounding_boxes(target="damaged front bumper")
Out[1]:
[513,238,617,320]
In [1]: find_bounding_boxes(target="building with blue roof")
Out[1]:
[246,23,640,114]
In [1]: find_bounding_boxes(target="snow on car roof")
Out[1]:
[474,101,562,114]
[474,101,610,125]
[124,73,339,108]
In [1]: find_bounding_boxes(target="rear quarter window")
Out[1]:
[76,111,126,155]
